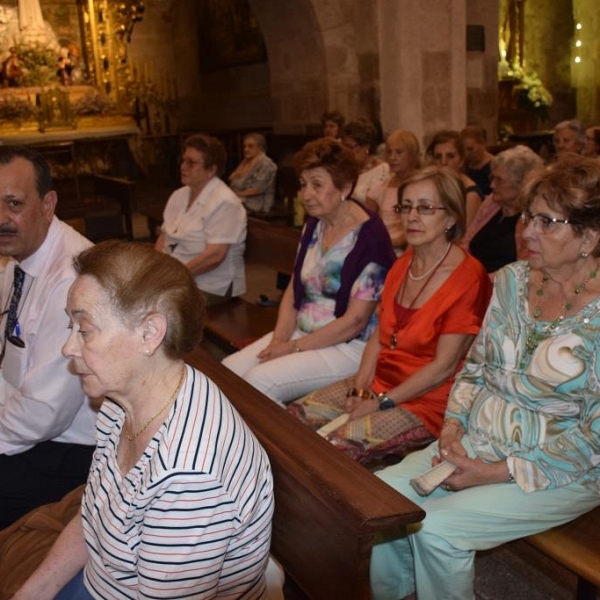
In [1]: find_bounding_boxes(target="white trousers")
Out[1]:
[222,330,365,404]
[370,440,600,600]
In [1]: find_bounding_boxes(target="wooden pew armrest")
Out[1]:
[185,347,424,600]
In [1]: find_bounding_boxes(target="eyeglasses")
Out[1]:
[520,209,577,232]
[395,203,447,216]
[180,158,204,168]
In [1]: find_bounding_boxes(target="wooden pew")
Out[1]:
[84,175,135,242]
[525,507,600,600]
[185,347,425,600]
[203,218,301,352]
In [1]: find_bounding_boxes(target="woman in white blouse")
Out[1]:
[155,134,247,305]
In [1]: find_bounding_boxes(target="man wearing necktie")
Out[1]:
[0,146,96,530]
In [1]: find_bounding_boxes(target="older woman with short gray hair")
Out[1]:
[554,119,586,157]
[461,144,544,274]
[229,132,277,212]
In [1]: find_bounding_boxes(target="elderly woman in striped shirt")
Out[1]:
[14,241,274,600]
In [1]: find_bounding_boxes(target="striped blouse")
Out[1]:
[81,365,274,599]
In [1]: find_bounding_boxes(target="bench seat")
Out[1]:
[204,298,278,353]
[525,506,600,600]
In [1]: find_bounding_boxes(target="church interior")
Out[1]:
[0,0,597,235]
[0,0,599,598]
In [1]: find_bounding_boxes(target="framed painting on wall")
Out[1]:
[198,0,267,73]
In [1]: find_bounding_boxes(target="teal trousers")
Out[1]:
[370,440,600,600]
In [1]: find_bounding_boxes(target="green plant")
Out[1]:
[16,44,59,86]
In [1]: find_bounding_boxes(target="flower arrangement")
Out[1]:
[72,89,115,116]
[15,44,59,87]
[499,61,553,122]
[0,93,38,122]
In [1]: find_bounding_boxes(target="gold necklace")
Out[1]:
[124,365,186,442]
[524,266,597,356]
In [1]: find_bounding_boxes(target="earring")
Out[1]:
[144,348,151,356]
[581,251,589,258]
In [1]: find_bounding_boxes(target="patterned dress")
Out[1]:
[447,261,600,493]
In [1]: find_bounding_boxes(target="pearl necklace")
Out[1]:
[124,365,186,442]
[524,266,597,356]
[408,242,452,281]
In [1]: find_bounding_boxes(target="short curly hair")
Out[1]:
[183,134,227,177]
[341,120,378,151]
[521,155,600,253]
[293,138,359,191]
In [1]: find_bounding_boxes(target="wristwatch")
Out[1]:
[378,392,395,411]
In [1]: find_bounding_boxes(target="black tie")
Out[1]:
[0,265,25,364]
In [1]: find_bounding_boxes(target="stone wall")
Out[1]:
[572,0,600,126]
[524,0,575,125]
[466,0,499,142]
[379,0,467,146]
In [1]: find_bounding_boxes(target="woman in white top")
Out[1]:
[156,134,247,305]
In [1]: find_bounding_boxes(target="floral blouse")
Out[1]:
[296,220,388,340]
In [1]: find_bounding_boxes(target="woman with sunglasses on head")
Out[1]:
[288,167,491,465]
[156,134,246,306]
[370,156,600,600]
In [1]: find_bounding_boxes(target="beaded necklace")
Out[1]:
[409,242,452,281]
[524,266,597,356]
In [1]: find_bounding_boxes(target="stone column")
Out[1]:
[378,0,467,145]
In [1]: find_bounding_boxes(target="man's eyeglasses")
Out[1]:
[520,209,577,232]
[395,203,447,216]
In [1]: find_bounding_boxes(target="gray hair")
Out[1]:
[554,119,586,149]
[491,145,544,188]
[244,132,267,152]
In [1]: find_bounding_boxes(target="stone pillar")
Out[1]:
[378,0,467,145]
[466,0,499,142]
[524,0,575,123]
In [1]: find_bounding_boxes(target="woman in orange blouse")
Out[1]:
[288,167,491,464]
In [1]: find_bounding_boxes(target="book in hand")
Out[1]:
[410,460,457,496]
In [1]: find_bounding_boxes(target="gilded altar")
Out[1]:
[0,0,175,138]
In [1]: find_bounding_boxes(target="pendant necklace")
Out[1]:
[524,266,597,357]
[390,244,452,349]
